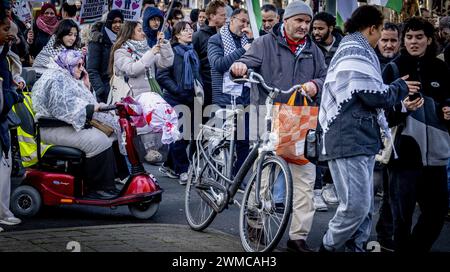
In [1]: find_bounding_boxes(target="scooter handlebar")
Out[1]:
[98,105,117,112]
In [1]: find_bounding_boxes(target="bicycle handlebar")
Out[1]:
[232,69,312,101]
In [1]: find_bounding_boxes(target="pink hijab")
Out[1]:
[36,3,59,35]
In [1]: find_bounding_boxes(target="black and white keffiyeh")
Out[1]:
[219,22,249,56]
[33,36,63,69]
[318,32,394,155]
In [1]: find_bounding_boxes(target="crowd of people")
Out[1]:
[0,0,449,252]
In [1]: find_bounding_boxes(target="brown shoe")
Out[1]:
[287,239,314,252]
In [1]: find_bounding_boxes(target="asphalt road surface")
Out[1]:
[4,164,450,252]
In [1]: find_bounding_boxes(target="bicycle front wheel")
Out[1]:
[239,155,293,252]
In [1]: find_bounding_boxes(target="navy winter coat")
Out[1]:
[156,43,199,107]
[208,31,250,106]
[87,22,113,103]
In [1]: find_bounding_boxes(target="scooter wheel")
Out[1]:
[10,185,42,217]
[128,202,159,220]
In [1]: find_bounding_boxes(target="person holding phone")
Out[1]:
[31,49,128,199]
[382,17,450,252]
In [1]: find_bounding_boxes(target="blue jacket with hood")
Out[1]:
[143,7,171,48]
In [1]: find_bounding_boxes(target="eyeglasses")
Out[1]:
[233,17,249,25]
[181,28,194,33]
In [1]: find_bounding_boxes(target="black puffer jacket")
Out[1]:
[315,32,343,66]
[87,22,114,103]
[192,25,217,106]
[30,25,51,58]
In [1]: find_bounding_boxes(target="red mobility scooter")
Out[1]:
[10,97,163,219]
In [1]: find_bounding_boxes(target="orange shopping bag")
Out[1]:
[272,91,318,165]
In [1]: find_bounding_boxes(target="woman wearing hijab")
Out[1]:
[87,10,124,103]
[31,3,59,58]
[32,49,127,199]
[156,21,201,184]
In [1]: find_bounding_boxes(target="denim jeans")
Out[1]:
[323,155,375,252]
[273,172,285,204]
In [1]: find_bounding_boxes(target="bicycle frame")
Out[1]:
[194,72,296,212]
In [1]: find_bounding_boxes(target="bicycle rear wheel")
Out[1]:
[239,155,293,252]
[185,150,218,231]
[185,140,230,231]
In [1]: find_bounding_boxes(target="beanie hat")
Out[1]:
[283,1,313,20]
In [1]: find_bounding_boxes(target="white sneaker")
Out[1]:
[179,172,189,185]
[0,216,22,226]
[313,189,328,212]
[159,165,180,179]
[322,184,339,205]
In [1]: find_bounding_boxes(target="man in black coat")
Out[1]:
[192,0,226,109]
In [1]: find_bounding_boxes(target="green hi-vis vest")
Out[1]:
[12,91,52,167]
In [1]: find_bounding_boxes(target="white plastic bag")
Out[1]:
[135,92,180,144]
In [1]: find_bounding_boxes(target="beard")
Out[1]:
[316,29,331,45]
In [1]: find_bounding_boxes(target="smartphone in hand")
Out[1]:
[408,92,422,101]
[80,70,86,79]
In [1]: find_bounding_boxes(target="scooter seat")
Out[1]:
[43,145,84,160]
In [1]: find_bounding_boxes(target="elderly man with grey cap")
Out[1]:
[231,0,327,252]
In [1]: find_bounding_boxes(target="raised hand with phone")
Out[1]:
[401,74,424,111]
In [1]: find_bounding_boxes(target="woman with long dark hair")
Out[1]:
[33,19,81,73]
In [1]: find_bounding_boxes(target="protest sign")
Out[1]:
[80,0,106,24]
[112,0,143,21]
[12,0,33,25]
